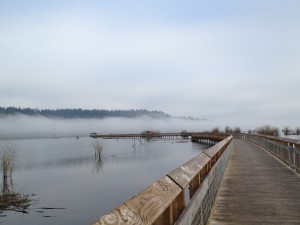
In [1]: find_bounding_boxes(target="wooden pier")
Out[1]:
[208,139,300,224]
[89,132,229,142]
[89,132,192,139]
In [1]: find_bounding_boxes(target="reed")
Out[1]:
[1,144,16,180]
[92,140,103,159]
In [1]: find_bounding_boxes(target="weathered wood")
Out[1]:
[208,139,300,225]
[174,173,210,225]
[168,153,210,189]
[93,204,141,225]
[174,141,232,225]
[168,153,211,199]
[204,137,232,158]
[174,154,217,225]
[93,176,184,225]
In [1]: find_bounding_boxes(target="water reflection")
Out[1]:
[0,137,208,225]
[93,158,103,174]
[13,139,198,171]
[131,138,145,151]
[17,156,94,171]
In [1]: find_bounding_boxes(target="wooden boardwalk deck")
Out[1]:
[208,139,300,225]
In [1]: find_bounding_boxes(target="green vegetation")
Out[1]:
[0,106,170,119]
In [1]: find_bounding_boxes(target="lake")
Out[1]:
[0,137,207,225]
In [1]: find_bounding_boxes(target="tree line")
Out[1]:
[0,106,171,119]
[211,125,300,136]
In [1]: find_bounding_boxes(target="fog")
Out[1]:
[0,115,216,139]
[2,115,297,139]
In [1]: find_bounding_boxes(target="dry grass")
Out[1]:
[1,144,16,180]
[0,192,31,213]
[0,144,32,214]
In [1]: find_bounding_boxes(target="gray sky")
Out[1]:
[1,0,299,129]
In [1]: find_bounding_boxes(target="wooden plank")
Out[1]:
[168,153,210,189]
[93,204,141,225]
[203,145,219,158]
[93,176,183,225]
[208,139,300,225]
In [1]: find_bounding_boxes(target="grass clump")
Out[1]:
[1,144,15,181]
[0,143,32,214]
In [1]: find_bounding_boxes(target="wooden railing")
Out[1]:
[234,133,300,173]
[92,133,233,225]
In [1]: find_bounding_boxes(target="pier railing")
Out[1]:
[234,133,300,173]
[92,133,233,225]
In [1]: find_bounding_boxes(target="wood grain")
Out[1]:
[93,176,183,225]
[168,153,210,189]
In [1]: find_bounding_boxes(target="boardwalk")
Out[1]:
[208,139,300,225]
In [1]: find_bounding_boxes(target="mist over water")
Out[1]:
[0,132,207,224]
[1,115,299,140]
[0,115,216,139]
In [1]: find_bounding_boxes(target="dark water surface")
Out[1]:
[0,137,206,225]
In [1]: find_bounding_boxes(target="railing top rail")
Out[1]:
[94,176,182,225]
[248,133,300,149]
[203,136,232,158]
[168,153,211,189]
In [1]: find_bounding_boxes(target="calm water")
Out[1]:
[0,137,206,225]
[282,135,300,141]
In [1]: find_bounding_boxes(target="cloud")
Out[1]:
[0,0,299,128]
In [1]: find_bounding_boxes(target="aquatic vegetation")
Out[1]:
[92,140,103,159]
[1,144,15,181]
[0,144,31,214]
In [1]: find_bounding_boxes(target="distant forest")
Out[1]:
[0,106,171,119]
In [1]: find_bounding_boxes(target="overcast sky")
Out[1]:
[1,0,299,129]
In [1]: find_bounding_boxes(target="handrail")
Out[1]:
[92,133,233,225]
[234,133,300,150]
[234,133,300,173]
